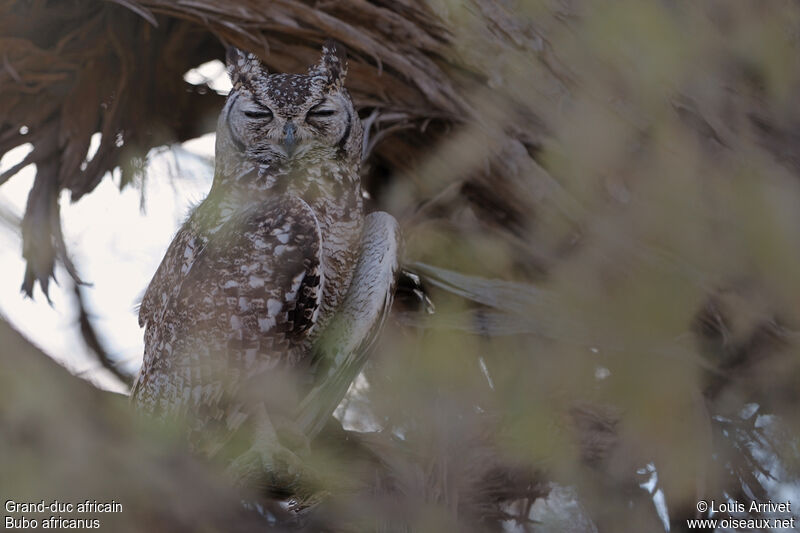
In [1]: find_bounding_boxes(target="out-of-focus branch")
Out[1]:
[73,282,136,388]
[0,318,273,532]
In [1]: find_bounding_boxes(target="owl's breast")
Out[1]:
[318,218,362,323]
[285,165,365,331]
[304,198,361,335]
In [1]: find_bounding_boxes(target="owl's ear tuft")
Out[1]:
[309,39,347,88]
[226,46,266,86]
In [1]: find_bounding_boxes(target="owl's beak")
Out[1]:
[283,122,297,157]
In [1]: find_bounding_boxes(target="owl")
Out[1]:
[131,41,400,490]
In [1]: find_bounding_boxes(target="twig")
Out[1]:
[73,282,135,388]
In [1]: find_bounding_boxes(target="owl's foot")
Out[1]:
[225,409,320,498]
[270,417,324,498]
[273,415,312,456]
[226,430,307,492]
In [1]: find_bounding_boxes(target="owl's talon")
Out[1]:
[226,438,310,492]
[274,417,313,457]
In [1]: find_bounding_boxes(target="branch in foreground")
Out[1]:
[0,318,271,532]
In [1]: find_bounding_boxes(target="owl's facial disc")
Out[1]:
[227,84,352,163]
[222,41,361,167]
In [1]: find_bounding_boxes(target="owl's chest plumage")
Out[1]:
[132,160,364,418]
[199,161,363,324]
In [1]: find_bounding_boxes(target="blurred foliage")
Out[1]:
[0,318,270,531]
[2,0,800,531]
[351,0,800,530]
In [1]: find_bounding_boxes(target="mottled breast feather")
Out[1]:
[132,195,324,440]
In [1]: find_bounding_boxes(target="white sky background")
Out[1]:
[0,136,215,392]
[0,61,230,393]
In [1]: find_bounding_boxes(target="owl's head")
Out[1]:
[217,40,362,172]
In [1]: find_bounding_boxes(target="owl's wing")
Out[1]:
[138,215,202,330]
[132,194,324,430]
[295,211,401,439]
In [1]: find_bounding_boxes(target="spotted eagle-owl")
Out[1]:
[131,41,400,487]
